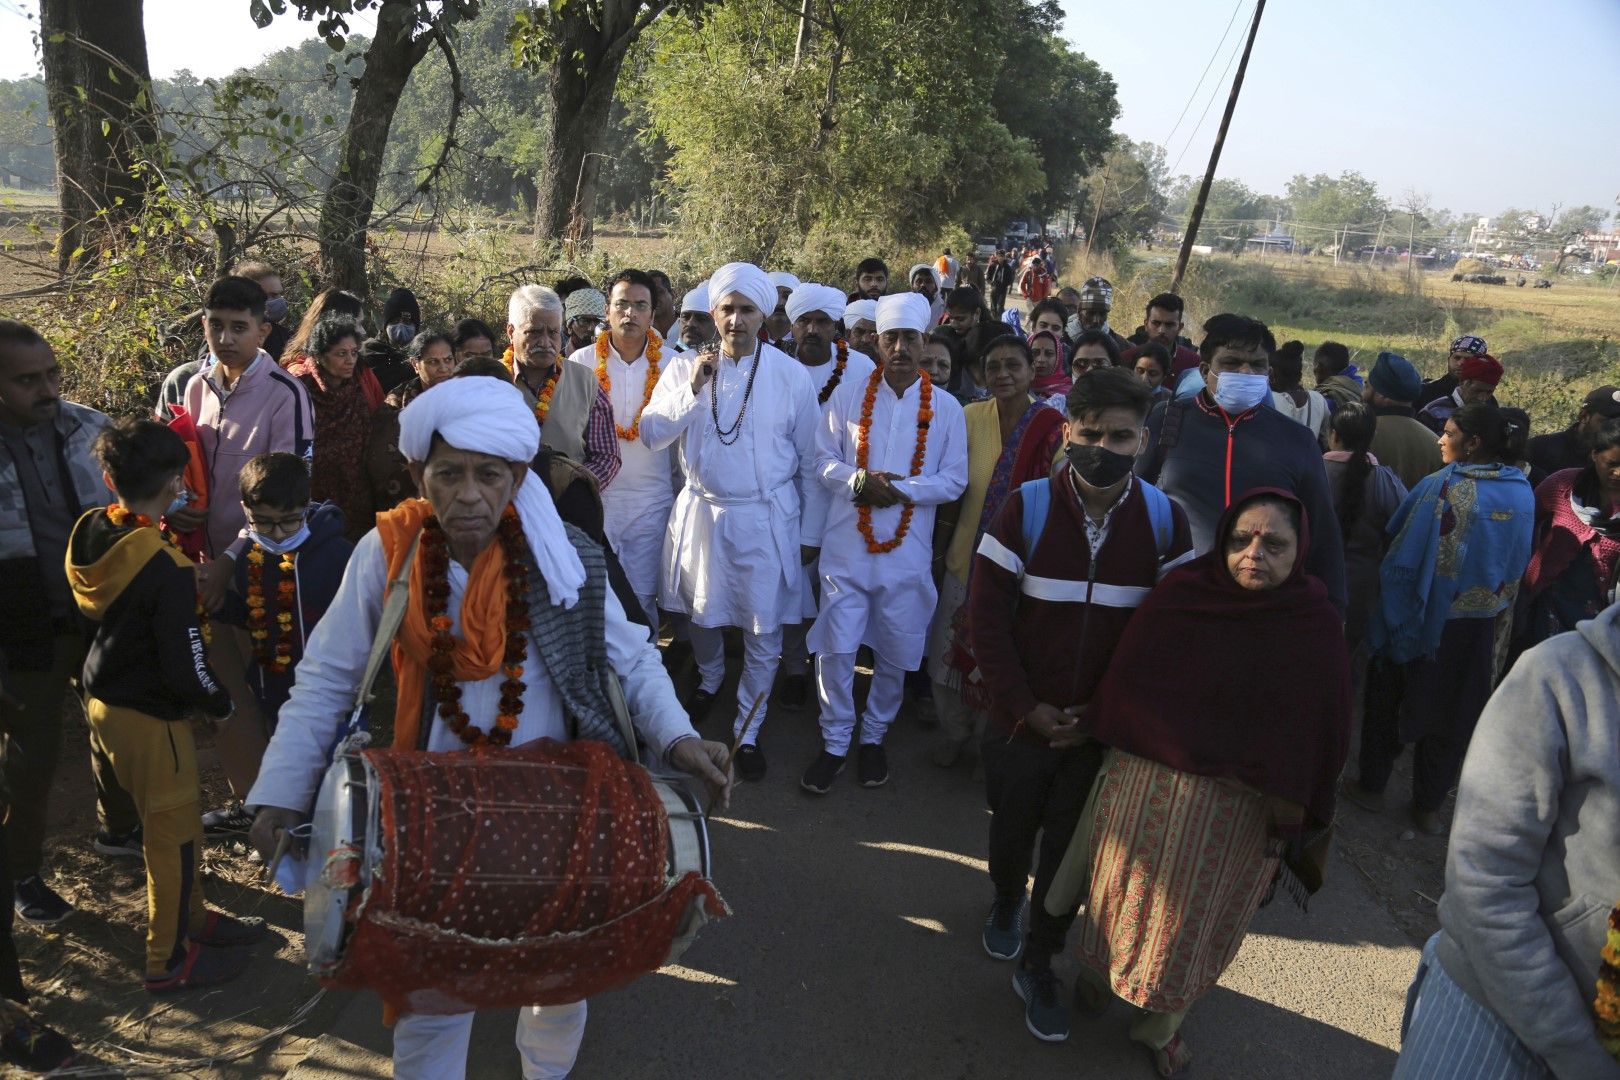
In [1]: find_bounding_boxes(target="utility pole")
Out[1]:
[1084,175,1107,269]
[793,0,813,71]
[1171,0,1267,294]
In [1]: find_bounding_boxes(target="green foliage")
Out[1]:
[1075,139,1168,251]
[250,0,482,49]
[1284,171,1387,230]
[1554,204,1610,237]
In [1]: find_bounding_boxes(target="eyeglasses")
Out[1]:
[247,511,306,532]
[611,300,652,314]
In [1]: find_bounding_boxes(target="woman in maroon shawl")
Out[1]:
[287,317,377,543]
[1044,488,1351,1078]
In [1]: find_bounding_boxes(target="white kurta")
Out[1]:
[808,372,968,669]
[246,529,697,816]
[639,341,825,634]
[794,345,879,619]
[567,341,675,603]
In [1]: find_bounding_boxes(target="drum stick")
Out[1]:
[264,828,293,885]
[727,692,767,774]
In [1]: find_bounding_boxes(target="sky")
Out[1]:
[1,0,1616,222]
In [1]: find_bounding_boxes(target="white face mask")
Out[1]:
[1211,371,1271,414]
[249,524,310,556]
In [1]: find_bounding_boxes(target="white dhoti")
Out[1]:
[659,481,802,634]
[393,1001,588,1079]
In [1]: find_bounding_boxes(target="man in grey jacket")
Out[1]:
[1393,604,1620,1079]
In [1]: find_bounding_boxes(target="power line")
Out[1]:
[1159,0,1246,153]
[1167,4,1251,176]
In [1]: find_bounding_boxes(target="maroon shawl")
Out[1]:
[290,356,377,543]
[1082,488,1351,831]
[1523,467,1620,602]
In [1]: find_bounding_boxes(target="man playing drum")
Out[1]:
[246,375,731,1078]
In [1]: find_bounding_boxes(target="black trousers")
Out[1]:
[990,288,1009,316]
[0,825,29,1004]
[981,734,1104,969]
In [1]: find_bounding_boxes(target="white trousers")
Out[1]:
[816,651,906,756]
[392,1000,588,1080]
[689,624,782,744]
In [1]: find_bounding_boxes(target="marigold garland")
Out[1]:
[594,328,662,440]
[245,545,298,674]
[817,338,850,405]
[503,345,560,425]
[1598,899,1620,1060]
[105,503,211,646]
[854,368,933,555]
[421,507,531,747]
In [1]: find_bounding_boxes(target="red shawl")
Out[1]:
[1523,467,1620,602]
[1082,488,1351,831]
[289,356,377,543]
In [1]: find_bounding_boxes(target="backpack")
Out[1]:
[1018,476,1173,566]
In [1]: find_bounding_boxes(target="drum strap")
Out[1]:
[337,530,422,752]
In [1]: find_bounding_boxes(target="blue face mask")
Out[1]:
[386,323,417,346]
[1211,371,1271,414]
[249,523,310,556]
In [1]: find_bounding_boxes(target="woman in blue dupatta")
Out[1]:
[1345,403,1533,835]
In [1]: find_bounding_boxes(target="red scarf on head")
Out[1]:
[1081,488,1351,831]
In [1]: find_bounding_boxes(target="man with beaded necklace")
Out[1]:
[800,292,967,793]
[640,262,826,781]
[567,269,672,633]
[776,282,878,709]
[246,376,729,1078]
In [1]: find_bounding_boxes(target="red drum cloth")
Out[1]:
[322,739,728,1015]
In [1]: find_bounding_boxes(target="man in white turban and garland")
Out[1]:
[776,283,878,709]
[503,284,621,491]
[567,268,674,633]
[844,298,878,359]
[641,262,826,781]
[671,280,717,355]
[245,376,729,1079]
[800,292,967,793]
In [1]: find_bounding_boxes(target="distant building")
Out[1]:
[1582,232,1620,264]
[1244,227,1294,254]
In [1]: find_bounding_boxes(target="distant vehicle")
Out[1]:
[1005,220,1030,245]
[974,236,999,257]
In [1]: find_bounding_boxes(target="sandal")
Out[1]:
[144,941,250,994]
[1152,1033,1193,1078]
[193,911,271,948]
[0,1015,75,1073]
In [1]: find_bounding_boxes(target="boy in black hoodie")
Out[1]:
[66,419,267,992]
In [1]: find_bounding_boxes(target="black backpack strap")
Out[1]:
[1146,398,1189,482]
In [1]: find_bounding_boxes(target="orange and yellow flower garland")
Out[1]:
[422,507,530,747]
[1598,900,1619,1061]
[854,368,932,555]
[594,328,662,441]
[245,545,298,674]
[106,503,211,646]
[503,345,559,425]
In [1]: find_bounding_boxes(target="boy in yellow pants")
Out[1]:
[66,418,267,992]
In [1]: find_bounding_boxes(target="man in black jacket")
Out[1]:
[1525,385,1620,477]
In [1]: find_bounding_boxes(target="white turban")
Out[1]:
[785,283,847,325]
[678,280,710,315]
[398,378,585,608]
[708,262,776,318]
[768,271,801,291]
[843,298,877,330]
[875,292,931,335]
[908,263,941,288]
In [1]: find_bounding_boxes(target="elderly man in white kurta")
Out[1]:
[244,377,728,1079]
[567,268,673,633]
[800,292,967,794]
[640,262,826,783]
[777,282,878,709]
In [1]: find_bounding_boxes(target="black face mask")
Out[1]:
[1065,441,1135,489]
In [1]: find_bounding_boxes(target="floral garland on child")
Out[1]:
[105,504,211,646]
[854,368,932,555]
[245,546,297,674]
[503,346,559,425]
[817,339,850,405]
[1598,899,1619,1061]
[594,329,662,441]
[421,507,530,747]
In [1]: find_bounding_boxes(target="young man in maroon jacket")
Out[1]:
[968,367,1194,1044]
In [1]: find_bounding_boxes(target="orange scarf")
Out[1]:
[375,498,516,752]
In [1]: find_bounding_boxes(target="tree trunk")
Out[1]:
[39,0,157,274]
[316,0,433,295]
[533,34,624,251]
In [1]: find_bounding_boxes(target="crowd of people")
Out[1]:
[0,245,1616,1079]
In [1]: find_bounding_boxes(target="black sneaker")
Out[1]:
[13,877,72,925]
[800,752,845,795]
[734,744,767,782]
[777,673,810,710]
[1012,964,1070,1042]
[685,687,717,721]
[982,893,1024,960]
[201,802,254,835]
[0,1015,75,1072]
[857,744,889,788]
[93,824,144,859]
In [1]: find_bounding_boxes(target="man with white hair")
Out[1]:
[641,262,825,781]
[672,281,717,354]
[504,284,620,490]
[910,263,944,323]
[801,292,967,793]
[777,283,878,709]
[246,375,729,1079]
[567,269,673,632]
[843,298,878,358]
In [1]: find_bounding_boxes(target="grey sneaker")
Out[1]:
[982,893,1024,960]
[1013,964,1069,1042]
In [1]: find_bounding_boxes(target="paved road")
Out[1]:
[289,672,1417,1080]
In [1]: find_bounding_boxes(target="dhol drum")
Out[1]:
[304,738,726,1015]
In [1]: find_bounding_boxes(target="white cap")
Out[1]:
[875,292,931,335]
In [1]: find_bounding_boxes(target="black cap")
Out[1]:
[1583,386,1620,419]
